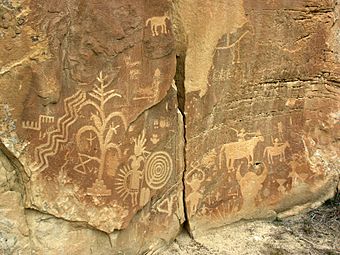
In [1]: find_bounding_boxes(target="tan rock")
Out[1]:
[0,0,339,253]
[181,0,340,237]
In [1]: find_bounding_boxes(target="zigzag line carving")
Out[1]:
[33,90,87,171]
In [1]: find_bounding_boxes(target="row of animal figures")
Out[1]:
[219,131,290,170]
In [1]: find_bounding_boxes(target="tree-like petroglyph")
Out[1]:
[75,71,127,196]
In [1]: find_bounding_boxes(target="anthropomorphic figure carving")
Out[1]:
[230,128,256,142]
[263,138,290,164]
[186,166,205,217]
[128,131,149,206]
[145,13,170,36]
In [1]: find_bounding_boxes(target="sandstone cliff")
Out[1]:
[0,0,339,254]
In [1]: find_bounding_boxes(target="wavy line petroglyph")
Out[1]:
[32,90,87,171]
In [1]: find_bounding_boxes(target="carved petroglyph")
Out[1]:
[288,154,309,186]
[22,115,55,131]
[116,131,150,206]
[263,138,290,164]
[124,56,141,80]
[230,128,257,142]
[145,151,173,190]
[236,163,268,210]
[116,129,173,207]
[73,71,127,196]
[219,131,264,170]
[22,115,55,140]
[31,70,127,198]
[215,29,250,64]
[33,90,87,172]
[186,162,206,217]
[276,179,287,194]
[150,134,160,144]
[134,68,161,101]
[145,13,170,36]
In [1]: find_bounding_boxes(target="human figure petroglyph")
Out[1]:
[236,163,268,210]
[128,131,150,206]
[186,162,206,217]
[219,131,264,170]
[116,131,151,206]
[263,138,290,164]
[230,128,257,142]
[145,13,170,37]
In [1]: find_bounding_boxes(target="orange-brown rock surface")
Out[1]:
[0,0,339,254]
[179,0,339,236]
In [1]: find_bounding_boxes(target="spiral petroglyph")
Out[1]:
[145,151,173,190]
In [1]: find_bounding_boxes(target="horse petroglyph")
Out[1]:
[145,13,170,37]
[263,138,290,164]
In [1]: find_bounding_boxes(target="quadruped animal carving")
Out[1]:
[145,13,170,36]
[219,131,264,170]
[263,138,290,164]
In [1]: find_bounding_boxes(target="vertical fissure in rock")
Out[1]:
[174,53,189,227]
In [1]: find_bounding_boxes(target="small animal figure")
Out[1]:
[145,13,170,36]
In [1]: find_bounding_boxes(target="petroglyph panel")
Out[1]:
[0,1,183,246]
[183,0,339,236]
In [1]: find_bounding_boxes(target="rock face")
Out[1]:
[0,0,339,254]
[1,0,184,254]
[179,0,339,236]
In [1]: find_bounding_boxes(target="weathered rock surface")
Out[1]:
[0,0,339,254]
[1,0,184,254]
[179,0,340,236]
